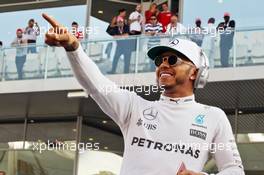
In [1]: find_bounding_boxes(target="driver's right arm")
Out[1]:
[66,44,136,128]
[42,13,137,128]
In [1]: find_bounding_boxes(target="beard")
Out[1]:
[156,67,192,92]
[156,76,186,93]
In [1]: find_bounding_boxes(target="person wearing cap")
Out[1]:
[189,18,204,47]
[217,12,236,67]
[11,28,27,80]
[43,13,245,175]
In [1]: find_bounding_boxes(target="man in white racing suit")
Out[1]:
[43,13,245,175]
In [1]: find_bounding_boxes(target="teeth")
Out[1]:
[160,73,172,77]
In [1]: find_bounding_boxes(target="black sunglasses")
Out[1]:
[154,55,178,67]
[154,55,194,67]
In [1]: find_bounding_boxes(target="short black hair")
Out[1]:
[208,17,215,24]
[29,18,34,22]
[171,13,178,18]
[72,21,78,26]
[118,8,126,14]
[150,15,157,19]
[0,41,2,46]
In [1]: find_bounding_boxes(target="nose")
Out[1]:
[159,57,170,68]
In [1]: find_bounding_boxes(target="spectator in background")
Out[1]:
[129,4,143,35]
[11,29,27,80]
[24,18,40,53]
[0,171,6,175]
[202,17,217,68]
[145,15,163,48]
[189,18,204,46]
[0,41,3,59]
[145,15,163,70]
[217,12,235,67]
[0,41,3,67]
[165,14,186,36]
[110,8,127,28]
[107,18,135,74]
[145,3,159,24]
[107,9,127,36]
[71,21,84,40]
[157,3,172,32]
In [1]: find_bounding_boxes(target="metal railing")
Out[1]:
[0,28,264,81]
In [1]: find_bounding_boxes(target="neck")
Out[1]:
[162,85,194,98]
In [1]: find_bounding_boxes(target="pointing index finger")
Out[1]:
[42,13,61,28]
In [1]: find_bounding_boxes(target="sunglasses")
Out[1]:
[150,18,157,20]
[154,55,194,67]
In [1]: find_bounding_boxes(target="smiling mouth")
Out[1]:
[159,71,174,78]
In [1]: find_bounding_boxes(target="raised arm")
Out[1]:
[42,13,137,128]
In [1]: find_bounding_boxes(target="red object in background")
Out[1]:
[76,31,84,40]
[16,28,23,33]
[158,11,172,32]
[224,12,231,17]
[145,10,157,23]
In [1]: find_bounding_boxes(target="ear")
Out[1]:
[189,68,198,81]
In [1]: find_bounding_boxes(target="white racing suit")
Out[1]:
[66,46,245,175]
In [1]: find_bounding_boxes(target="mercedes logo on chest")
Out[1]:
[143,107,158,120]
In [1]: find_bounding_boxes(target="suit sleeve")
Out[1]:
[66,45,138,128]
[211,110,245,175]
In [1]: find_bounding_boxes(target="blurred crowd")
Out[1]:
[0,19,83,79]
[0,2,236,80]
[105,3,236,73]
